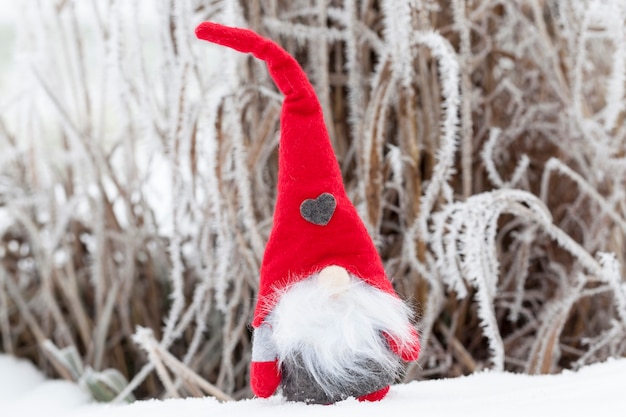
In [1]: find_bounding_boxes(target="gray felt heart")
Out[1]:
[300,193,336,226]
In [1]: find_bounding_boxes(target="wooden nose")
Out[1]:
[317,265,350,292]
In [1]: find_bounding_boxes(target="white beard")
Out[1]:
[266,273,417,402]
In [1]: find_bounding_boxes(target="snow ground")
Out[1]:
[2,354,625,417]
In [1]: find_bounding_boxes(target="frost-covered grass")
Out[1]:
[1,0,626,404]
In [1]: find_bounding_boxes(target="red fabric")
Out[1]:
[195,22,396,327]
[357,385,390,402]
[250,360,281,398]
[384,328,421,362]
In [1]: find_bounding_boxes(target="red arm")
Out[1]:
[250,323,281,397]
[384,327,421,362]
[250,360,281,398]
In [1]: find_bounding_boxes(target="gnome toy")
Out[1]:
[195,22,420,404]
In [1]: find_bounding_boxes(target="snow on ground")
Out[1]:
[1,354,625,417]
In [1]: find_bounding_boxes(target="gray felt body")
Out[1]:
[280,352,397,404]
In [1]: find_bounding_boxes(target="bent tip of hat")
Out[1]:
[194,21,216,40]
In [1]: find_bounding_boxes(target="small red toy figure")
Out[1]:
[196,22,420,404]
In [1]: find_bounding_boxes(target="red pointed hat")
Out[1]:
[195,22,396,327]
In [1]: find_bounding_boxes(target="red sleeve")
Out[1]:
[384,327,421,362]
[250,360,281,398]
